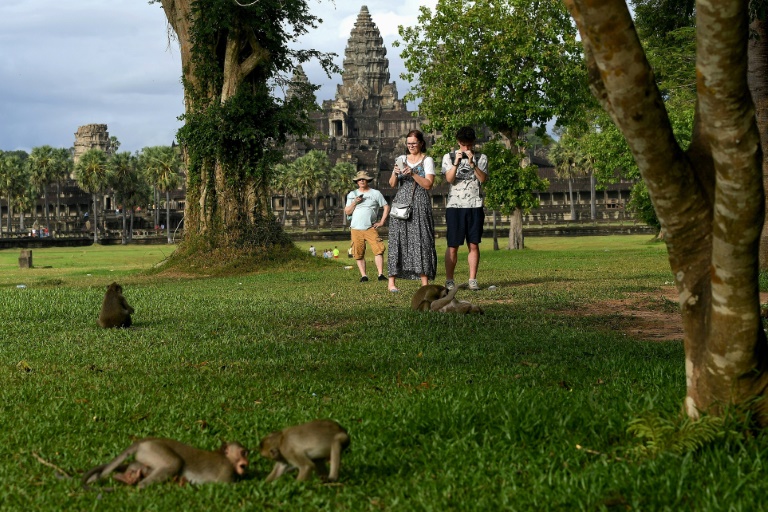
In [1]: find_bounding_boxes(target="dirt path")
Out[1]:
[567,288,768,342]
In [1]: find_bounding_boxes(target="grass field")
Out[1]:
[0,237,766,510]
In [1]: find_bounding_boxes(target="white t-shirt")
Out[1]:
[346,188,387,230]
[394,155,436,177]
[441,152,488,208]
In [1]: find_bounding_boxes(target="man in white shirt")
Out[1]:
[344,171,390,282]
[441,126,489,291]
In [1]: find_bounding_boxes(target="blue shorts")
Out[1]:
[446,208,484,247]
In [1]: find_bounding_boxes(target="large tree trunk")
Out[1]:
[492,210,499,250]
[566,0,768,425]
[160,0,274,247]
[751,18,768,268]
[506,208,524,250]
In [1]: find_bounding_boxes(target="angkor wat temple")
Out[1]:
[0,6,637,239]
[280,5,635,229]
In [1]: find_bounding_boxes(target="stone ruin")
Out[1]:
[73,124,112,166]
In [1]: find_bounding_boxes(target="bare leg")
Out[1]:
[467,243,480,280]
[420,274,429,286]
[356,258,367,277]
[388,276,397,290]
[445,246,459,280]
[374,253,384,276]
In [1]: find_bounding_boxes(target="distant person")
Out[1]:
[441,126,488,291]
[333,246,340,259]
[309,245,316,256]
[386,129,437,293]
[347,244,353,258]
[344,171,389,282]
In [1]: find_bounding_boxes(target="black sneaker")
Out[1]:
[360,276,369,282]
[377,274,387,281]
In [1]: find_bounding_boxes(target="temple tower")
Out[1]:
[323,5,408,141]
[73,124,112,165]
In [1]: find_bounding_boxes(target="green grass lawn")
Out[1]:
[0,236,765,510]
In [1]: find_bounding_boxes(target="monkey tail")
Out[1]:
[429,283,467,312]
[82,444,138,488]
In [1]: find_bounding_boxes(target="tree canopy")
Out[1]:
[155,0,336,259]
[398,0,589,144]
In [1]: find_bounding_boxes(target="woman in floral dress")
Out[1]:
[387,129,437,292]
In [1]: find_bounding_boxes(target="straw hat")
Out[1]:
[352,171,374,182]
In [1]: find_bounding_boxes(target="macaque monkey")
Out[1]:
[259,419,350,482]
[411,283,484,314]
[82,438,248,489]
[97,282,135,328]
[111,461,150,485]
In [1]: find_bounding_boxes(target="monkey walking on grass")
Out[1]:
[259,419,350,482]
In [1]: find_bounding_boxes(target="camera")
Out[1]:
[457,152,466,159]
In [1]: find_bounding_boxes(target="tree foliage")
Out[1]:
[156,0,336,257]
[483,140,548,249]
[74,149,110,242]
[398,0,589,143]
[0,152,28,234]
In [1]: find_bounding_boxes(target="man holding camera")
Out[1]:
[441,126,489,291]
[345,171,390,283]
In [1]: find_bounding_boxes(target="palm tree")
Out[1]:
[0,154,27,234]
[109,152,140,244]
[75,149,110,242]
[139,146,182,243]
[271,162,292,226]
[327,161,356,230]
[28,145,57,236]
[290,151,329,229]
[575,151,598,221]
[549,137,580,221]
[14,186,37,234]
[51,148,73,236]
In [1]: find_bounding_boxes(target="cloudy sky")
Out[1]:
[0,0,435,155]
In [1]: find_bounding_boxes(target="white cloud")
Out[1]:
[0,1,434,154]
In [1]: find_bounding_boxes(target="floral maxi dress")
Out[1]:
[387,160,437,281]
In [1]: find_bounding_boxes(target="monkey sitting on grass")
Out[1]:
[411,283,484,314]
[97,282,134,328]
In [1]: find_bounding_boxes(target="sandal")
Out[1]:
[389,288,400,293]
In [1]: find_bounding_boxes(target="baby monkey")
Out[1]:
[259,419,350,482]
[411,283,484,314]
[82,438,248,489]
[97,282,135,328]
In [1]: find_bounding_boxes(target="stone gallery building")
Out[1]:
[279,5,635,229]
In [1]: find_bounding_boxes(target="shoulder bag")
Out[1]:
[390,161,417,220]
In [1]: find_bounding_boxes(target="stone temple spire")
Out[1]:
[337,5,400,107]
[286,65,314,103]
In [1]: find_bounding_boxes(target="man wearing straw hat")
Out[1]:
[344,171,390,283]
